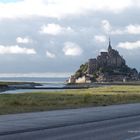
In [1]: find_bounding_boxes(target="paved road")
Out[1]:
[1,104,140,140]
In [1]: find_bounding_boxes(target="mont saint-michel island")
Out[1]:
[68,39,140,84]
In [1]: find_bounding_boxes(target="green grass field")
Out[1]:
[1,85,140,115]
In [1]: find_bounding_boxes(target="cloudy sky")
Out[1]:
[0,0,140,75]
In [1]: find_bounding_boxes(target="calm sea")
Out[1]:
[0,77,68,94]
[0,77,68,83]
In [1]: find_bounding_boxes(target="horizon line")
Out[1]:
[0,72,72,78]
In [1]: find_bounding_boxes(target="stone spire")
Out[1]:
[108,37,112,52]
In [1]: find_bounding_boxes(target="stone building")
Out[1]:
[68,75,76,84]
[68,38,140,84]
[88,39,126,75]
[75,75,91,84]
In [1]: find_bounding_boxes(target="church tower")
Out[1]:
[108,37,112,52]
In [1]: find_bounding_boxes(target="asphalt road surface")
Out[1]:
[1,104,140,140]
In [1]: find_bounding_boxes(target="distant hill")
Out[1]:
[68,39,140,84]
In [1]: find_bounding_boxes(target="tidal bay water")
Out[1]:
[0,77,68,94]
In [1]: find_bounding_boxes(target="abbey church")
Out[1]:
[88,39,126,75]
[68,39,140,83]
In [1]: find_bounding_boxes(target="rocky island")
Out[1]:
[68,39,140,84]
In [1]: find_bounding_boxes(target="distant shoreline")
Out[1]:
[1,81,140,93]
[0,82,41,92]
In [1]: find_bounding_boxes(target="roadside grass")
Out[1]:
[1,85,140,115]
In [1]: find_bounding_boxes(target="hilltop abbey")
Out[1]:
[68,39,140,83]
[88,39,125,75]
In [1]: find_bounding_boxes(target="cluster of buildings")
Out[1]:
[88,39,125,75]
[68,39,139,84]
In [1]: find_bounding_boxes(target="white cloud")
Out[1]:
[100,49,107,52]
[63,42,83,56]
[40,23,74,35]
[0,45,36,54]
[16,37,32,44]
[100,19,140,35]
[111,24,140,35]
[126,24,140,34]
[101,20,124,35]
[94,35,107,43]
[117,41,140,50]
[46,50,56,58]
[0,0,135,19]
[101,20,112,33]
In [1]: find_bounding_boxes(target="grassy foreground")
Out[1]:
[1,85,140,115]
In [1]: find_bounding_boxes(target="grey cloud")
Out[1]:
[0,4,140,73]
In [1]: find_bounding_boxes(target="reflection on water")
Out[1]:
[1,89,63,94]
[0,77,67,94]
